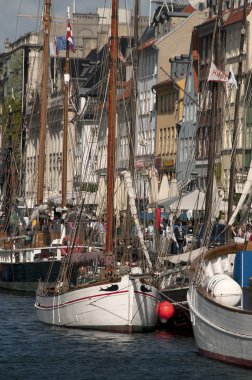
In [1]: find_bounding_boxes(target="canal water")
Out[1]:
[0,290,251,380]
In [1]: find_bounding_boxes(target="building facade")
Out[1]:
[195,5,252,199]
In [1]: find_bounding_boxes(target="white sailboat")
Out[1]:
[187,0,252,367]
[187,163,252,365]
[35,0,158,333]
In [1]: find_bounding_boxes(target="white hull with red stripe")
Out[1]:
[35,272,158,332]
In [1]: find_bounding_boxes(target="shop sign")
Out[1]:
[163,159,174,168]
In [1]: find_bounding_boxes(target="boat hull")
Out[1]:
[0,261,61,292]
[159,286,191,331]
[35,274,158,332]
[187,285,252,368]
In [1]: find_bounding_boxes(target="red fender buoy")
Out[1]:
[156,301,174,323]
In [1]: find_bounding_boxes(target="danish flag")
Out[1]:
[66,18,76,53]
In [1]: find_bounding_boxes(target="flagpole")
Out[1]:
[61,7,70,209]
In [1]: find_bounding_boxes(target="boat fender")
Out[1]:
[206,274,242,306]
[156,301,174,323]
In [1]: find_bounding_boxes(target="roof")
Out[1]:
[183,4,197,13]
[139,24,156,46]
[198,6,252,28]
[224,6,252,27]
[138,37,157,51]
[152,79,174,90]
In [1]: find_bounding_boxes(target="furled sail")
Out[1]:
[122,170,152,269]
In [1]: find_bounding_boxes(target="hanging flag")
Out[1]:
[66,18,76,53]
[228,65,238,89]
[56,36,76,54]
[56,36,67,52]
[207,62,228,83]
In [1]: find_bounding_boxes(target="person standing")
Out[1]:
[173,219,186,254]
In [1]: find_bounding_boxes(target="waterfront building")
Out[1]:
[0,32,42,205]
[175,34,199,188]
[195,4,252,197]
[136,3,193,173]
[152,8,206,185]
[0,7,147,207]
[153,74,184,181]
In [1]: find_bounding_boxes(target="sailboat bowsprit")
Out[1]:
[35,0,159,332]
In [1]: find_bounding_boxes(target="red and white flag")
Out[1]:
[66,18,76,53]
[228,65,238,89]
[207,62,228,83]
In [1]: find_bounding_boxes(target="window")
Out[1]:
[168,93,171,111]
[167,128,170,154]
[180,140,184,162]
[163,128,167,154]
[245,124,252,149]
[161,95,164,113]
[140,92,143,114]
[147,90,151,113]
[184,139,188,161]
[142,92,146,114]
[165,94,168,112]
[160,129,163,154]
[172,92,176,110]
[171,127,174,154]
[198,129,202,157]
[150,91,153,112]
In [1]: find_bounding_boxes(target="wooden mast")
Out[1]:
[125,0,139,253]
[37,0,51,205]
[106,0,118,255]
[227,0,248,241]
[61,8,71,209]
[202,0,223,243]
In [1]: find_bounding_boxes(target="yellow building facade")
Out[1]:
[154,78,185,179]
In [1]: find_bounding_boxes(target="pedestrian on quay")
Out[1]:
[174,219,186,254]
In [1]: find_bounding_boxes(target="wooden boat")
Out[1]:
[35,1,158,333]
[187,0,252,367]
[187,242,252,367]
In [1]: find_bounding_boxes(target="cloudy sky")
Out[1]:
[0,0,150,52]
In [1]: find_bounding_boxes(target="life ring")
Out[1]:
[61,235,83,256]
